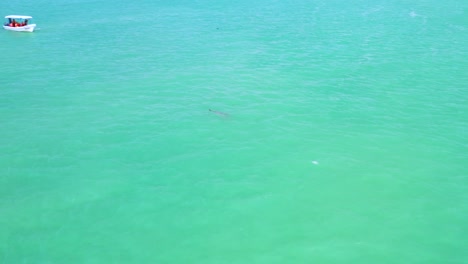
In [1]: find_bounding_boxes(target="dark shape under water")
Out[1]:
[209,109,229,117]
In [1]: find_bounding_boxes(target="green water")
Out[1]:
[1,0,467,263]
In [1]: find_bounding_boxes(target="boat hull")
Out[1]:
[3,24,36,32]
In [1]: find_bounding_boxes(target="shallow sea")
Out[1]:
[1,0,467,263]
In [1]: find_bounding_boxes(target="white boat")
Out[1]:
[3,15,36,32]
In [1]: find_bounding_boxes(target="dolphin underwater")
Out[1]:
[209,109,229,117]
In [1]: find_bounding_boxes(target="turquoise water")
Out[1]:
[1,0,467,263]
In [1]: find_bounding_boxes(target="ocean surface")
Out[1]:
[1,0,467,263]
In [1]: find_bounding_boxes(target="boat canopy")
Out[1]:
[5,15,33,19]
